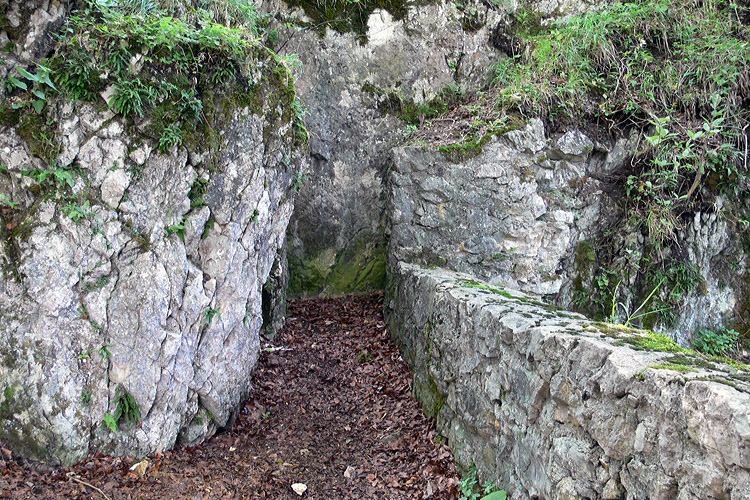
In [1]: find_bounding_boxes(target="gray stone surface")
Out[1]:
[269,0,507,295]
[0,99,305,464]
[386,262,750,500]
[388,121,747,341]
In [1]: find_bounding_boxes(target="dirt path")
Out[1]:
[1,294,459,499]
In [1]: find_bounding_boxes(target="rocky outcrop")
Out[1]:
[268,0,509,296]
[388,121,746,343]
[0,5,307,465]
[387,262,750,500]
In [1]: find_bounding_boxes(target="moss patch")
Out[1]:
[289,239,386,297]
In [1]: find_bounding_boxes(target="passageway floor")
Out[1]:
[1,293,459,499]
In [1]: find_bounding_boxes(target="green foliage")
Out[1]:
[111,78,155,117]
[202,307,221,325]
[188,178,209,209]
[61,200,93,222]
[98,344,113,365]
[103,386,141,432]
[492,1,750,249]
[292,171,307,193]
[694,327,740,358]
[7,64,57,113]
[356,350,373,363]
[158,123,184,152]
[0,194,18,209]
[459,464,506,500]
[165,215,186,241]
[80,387,92,406]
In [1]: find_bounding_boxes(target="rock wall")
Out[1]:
[387,262,750,500]
[267,0,512,296]
[388,121,747,343]
[0,4,307,465]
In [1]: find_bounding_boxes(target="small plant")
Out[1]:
[202,307,221,326]
[22,166,76,189]
[459,464,480,500]
[110,78,154,117]
[249,209,259,224]
[0,194,18,209]
[98,344,113,365]
[80,387,92,406]
[61,200,93,222]
[458,464,507,500]
[8,64,57,113]
[356,350,373,364]
[102,387,141,432]
[158,123,184,153]
[694,328,740,358]
[261,411,271,420]
[165,217,186,241]
[291,171,307,193]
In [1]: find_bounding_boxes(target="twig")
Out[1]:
[66,472,112,500]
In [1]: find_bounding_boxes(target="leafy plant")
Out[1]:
[249,209,259,223]
[694,328,740,358]
[158,123,184,153]
[98,344,113,365]
[459,464,506,500]
[110,78,155,117]
[103,387,141,432]
[202,307,221,326]
[61,200,93,222]
[0,194,18,209]
[165,216,186,241]
[22,166,75,189]
[8,65,57,113]
[81,387,92,406]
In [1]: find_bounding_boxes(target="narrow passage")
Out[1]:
[2,294,459,499]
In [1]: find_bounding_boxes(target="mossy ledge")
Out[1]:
[387,262,750,498]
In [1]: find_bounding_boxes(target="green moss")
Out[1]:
[616,333,685,353]
[16,113,61,165]
[326,240,386,295]
[288,248,335,297]
[413,372,446,420]
[460,279,516,299]
[649,363,696,373]
[289,239,386,297]
[575,241,596,281]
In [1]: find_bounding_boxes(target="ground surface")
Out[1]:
[1,294,460,499]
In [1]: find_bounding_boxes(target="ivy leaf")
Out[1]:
[32,89,45,100]
[32,100,45,114]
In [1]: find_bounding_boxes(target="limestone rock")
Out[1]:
[386,262,750,499]
[0,70,307,466]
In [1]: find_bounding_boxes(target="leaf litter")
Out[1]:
[0,293,459,499]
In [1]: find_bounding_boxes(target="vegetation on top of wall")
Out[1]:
[472,0,750,337]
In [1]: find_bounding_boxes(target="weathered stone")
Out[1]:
[0,58,307,465]
[386,262,750,499]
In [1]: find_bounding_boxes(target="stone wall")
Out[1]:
[386,262,750,500]
[266,0,513,296]
[388,121,746,343]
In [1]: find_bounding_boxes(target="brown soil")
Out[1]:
[0,293,460,499]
